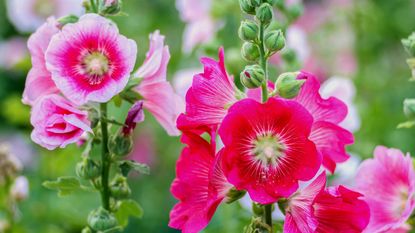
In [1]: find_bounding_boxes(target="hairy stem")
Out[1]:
[263,204,273,232]
[258,22,269,103]
[100,103,111,210]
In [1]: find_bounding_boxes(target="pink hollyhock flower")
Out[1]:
[176,0,216,53]
[134,31,184,136]
[355,146,415,233]
[219,98,320,204]
[178,48,237,130]
[45,14,137,105]
[30,94,91,150]
[0,37,28,70]
[122,101,145,136]
[22,17,60,106]
[169,131,231,233]
[284,172,370,233]
[6,0,83,33]
[294,72,354,173]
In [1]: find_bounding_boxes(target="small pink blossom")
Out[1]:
[0,37,28,70]
[219,98,320,204]
[178,48,237,130]
[135,31,184,136]
[356,146,415,233]
[30,94,91,150]
[45,14,137,105]
[6,0,83,33]
[22,17,60,106]
[169,131,231,233]
[285,173,370,233]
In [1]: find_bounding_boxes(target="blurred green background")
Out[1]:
[0,0,414,232]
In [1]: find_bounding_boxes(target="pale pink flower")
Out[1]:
[356,146,415,233]
[176,0,211,22]
[22,17,60,106]
[0,37,28,70]
[45,13,137,105]
[173,68,202,99]
[30,94,91,150]
[6,0,83,33]
[134,31,184,136]
[320,76,361,132]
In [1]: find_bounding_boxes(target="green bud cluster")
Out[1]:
[110,175,131,199]
[88,207,118,231]
[275,72,304,99]
[241,65,265,89]
[109,134,133,158]
[76,157,101,180]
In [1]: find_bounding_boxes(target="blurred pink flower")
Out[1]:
[320,76,361,132]
[356,146,415,233]
[45,14,137,105]
[10,176,29,201]
[22,17,60,106]
[0,37,28,70]
[6,0,83,33]
[30,94,91,150]
[135,31,184,136]
[176,0,217,53]
[128,129,156,167]
[173,68,202,98]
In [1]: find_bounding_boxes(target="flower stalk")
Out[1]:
[100,103,111,211]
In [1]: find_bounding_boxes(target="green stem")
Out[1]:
[90,0,98,13]
[263,204,273,232]
[100,103,111,211]
[258,22,269,103]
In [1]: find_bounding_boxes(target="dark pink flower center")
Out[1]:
[251,133,286,167]
[81,51,110,85]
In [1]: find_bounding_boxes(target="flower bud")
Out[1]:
[76,157,101,180]
[238,21,259,41]
[264,30,285,52]
[402,33,415,57]
[241,65,265,89]
[101,0,122,15]
[256,3,273,25]
[275,72,304,99]
[109,134,133,158]
[81,227,92,233]
[264,0,277,5]
[87,207,118,231]
[10,176,29,202]
[226,187,246,204]
[239,0,255,14]
[110,175,131,199]
[57,15,79,28]
[404,99,415,118]
[241,42,260,62]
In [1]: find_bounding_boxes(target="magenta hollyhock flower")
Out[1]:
[6,0,83,33]
[169,131,231,233]
[134,31,184,136]
[294,72,354,173]
[355,146,415,233]
[30,94,91,150]
[219,98,320,204]
[122,101,145,136]
[45,14,137,105]
[284,173,370,233]
[22,17,60,106]
[178,48,237,130]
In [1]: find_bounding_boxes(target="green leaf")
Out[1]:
[118,160,150,177]
[42,177,81,196]
[115,199,144,227]
[398,120,415,129]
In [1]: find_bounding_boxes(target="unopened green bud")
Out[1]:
[101,0,122,15]
[265,30,285,52]
[76,157,101,180]
[57,15,79,27]
[110,175,131,199]
[242,42,260,62]
[264,0,277,5]
[241,65,265,89]
[404,99,415,118]
[109,134,133,157]
[226,187,246,204]
[256,3,273,25]
[239,0,256,14]
[402,33,415,57]
[276,72,304,99]
[88,207,118,231]
[239,21,259,41]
